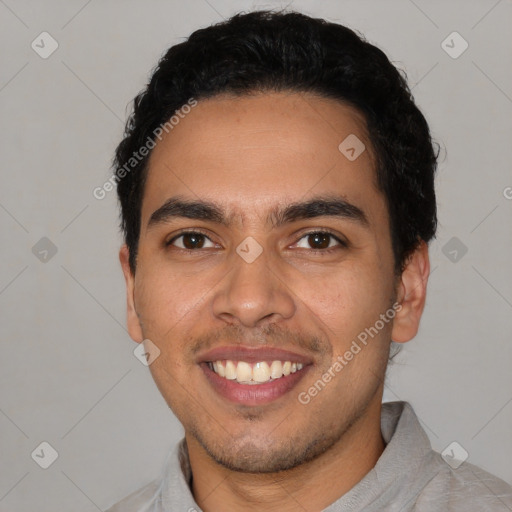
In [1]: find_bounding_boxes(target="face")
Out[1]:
[120,91,427,473]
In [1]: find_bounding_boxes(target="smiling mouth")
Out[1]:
[207,360,305,385]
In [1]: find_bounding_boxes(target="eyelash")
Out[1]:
[165,229,348,253]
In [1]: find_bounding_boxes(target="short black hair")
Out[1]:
[114,9,438,275]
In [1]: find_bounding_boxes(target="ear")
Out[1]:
[391,241,430,343]
[119,244,144,343]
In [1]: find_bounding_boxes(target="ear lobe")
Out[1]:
[391,241,430,343]
[119,244,144,343]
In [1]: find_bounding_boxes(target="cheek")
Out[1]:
[133,265,203,336]
[299,265,387,335]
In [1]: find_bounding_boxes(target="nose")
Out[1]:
[211,246,296,328]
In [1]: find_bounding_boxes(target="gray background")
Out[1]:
[0,0,511,510]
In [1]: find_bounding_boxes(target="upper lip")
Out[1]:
[196,346,314,365]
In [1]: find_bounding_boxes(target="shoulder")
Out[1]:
[104,479,160,512]
[415,452,512,511]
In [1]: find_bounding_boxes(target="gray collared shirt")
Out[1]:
[105,401,512,511]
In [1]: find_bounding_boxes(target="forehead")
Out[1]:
[141,91,384,228]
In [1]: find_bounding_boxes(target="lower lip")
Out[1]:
[200,363,311,406]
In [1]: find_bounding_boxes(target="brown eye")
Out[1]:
[308,232,331,249]
[295,231,346,251]
[167,231,215,250]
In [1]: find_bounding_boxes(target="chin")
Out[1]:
[194,428,338,474]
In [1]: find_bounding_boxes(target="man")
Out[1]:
[107,10,512,511]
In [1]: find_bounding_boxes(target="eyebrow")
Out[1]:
[147,194,369,230]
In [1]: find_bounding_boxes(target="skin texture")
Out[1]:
[119,91,430,512]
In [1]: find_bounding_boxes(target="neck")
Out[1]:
[187,400,385,512]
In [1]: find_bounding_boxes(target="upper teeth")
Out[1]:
[209,360,304,384]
